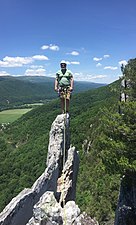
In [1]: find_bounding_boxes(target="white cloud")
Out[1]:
[0,71,10,76]
[4,56,33,64]
[49,45,59,51]
[93,57,102,61]
[70,61,80,65]
[96,63,102,67]
[41,44,59,51]
[41,45,49,50]
[103,54,110,58]
[91,75,107,79]
[118,60,128,66]
[0,56,33,67]
[0,55,49,68]
[73,72,107,81]
[32,55,49,60]
[63,61,80,65]
[67,51,79,56]
[30,65,44,69]
[25,68,46,76]
[104,66,118,70]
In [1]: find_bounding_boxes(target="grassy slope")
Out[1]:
[0,81,120,224]
[0,109,32,123]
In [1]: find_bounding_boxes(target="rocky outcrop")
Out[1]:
[26,192,99,225]
[114,172,136,225]
[0,114,80,225]
[26,191,80,225]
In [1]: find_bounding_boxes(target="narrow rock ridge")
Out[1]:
[0,114,81,225]
[114,171,136,225]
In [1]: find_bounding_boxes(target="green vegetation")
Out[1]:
[0,59,135,224]
[0,76,55,110]
[0,75,105,110]
[0,82,119,223]
[0,108,32,123]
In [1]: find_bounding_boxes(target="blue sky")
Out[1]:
[0,0,136,84]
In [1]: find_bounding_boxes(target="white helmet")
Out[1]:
[60,60,67,65]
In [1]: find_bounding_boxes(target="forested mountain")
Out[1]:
[0,80,119,223]
[0,76,106,110]
[0,59,135,225]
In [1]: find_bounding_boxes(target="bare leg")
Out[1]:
[61,98,64,113]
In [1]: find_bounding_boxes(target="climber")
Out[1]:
[55,60,74,113]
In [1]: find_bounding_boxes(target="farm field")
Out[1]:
[0,108,32,123]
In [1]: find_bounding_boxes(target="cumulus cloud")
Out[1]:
[50,45,59,51]
[32,55,49,60]
[41,45,49,50]
[41,44,59,51]
[118,60,128,66]
[104,66,118,70]
[0,56,33,67]
[73,72,107,81]
[103,54,110,58]
[70,61,80,65]
[91,75,107,79]
[0,71,10,76]
[25,68,46,76]
[67,51,79,56]
[63,61,80,65]
[93,55,110,62]
[30,65,44,69]
[0,55,49,68]
[93,57,102,62]
[96,63,102,67]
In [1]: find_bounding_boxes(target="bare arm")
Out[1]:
[54,78,58,91]
[70,77,74,91]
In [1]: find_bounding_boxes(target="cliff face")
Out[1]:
[114,172,136,225]
[0,114,79,225]
[0,114,98,225]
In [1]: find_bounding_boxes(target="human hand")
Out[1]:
[55,87,58,92]
[69,87,73,92]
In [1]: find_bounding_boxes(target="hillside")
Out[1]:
[0,80,120,224]
[0,76,106,110]
[0,76,55,109]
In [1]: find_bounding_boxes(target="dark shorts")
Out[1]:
[59,87,71,100]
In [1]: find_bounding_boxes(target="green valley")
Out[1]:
[0,75,106,110]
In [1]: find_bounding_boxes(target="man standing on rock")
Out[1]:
[55,60,74,113]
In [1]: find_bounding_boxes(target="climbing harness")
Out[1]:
[58,86,71,101]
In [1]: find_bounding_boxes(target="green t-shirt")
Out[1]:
[56,69,73,87]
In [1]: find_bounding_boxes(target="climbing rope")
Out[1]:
[61,88,68,224]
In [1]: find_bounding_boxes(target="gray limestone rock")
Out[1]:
[26,191,81,225]
[57,146,79,205]
[0,114,80,225]
[26,191,63,225]
[46,114,70,167]
[114,172,136,225]
[0,188,33,225]
[27,192,99,225]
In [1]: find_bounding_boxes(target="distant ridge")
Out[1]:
[0,76,106,110]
